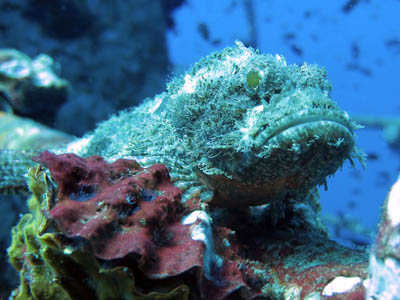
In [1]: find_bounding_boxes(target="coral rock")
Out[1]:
[8,152,373,299]
[366,176,400,299]
[0,49,68,126]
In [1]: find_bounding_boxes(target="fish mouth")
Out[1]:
[265,117,352,145]
[198,110,357,208]
[234,110,356,187]
[253,109,354,148]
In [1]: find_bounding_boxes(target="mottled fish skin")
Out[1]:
[75,41,364,209]
[0,42,363,214]
[0,149,40,195]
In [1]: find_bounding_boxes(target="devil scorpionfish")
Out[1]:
[1,40,372,300]
[0,40,364,222]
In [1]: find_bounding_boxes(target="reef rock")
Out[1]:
[366,175,400,299]
[0,49,68,126]
[8,152,370,299]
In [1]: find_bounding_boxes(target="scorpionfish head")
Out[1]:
[165,41,363,208]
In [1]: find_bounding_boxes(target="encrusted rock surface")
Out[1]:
[366,175,400,299]
[0,49,68,126]
[0,0,169,135]
[8,152,371,299]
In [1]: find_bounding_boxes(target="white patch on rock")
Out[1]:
[181,210,223,282]
[34,70,57,87]
[182,210,211,225]
[0,58,30,78]
[322,276,361,297]
[367,254,400,299]
[387,176,400,227]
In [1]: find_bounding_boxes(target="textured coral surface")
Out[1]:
[366,176,400,299]
[7,152,372,299]
[37,151,204,277]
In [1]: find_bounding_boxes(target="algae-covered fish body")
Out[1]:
[63,40,363,210]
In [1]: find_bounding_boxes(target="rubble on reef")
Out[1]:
[0,49,68,126]
[8,152,373,300]
[0,0,170,135]
[366,176,400,299]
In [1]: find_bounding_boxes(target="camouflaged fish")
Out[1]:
[0,41,364,216]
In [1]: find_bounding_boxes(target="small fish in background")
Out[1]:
[346,41,372,75]
[197,22,210,41]
[342,0,370,14]
[346,63,372,77]
[281,32,303,57]
[211,39,222,46]
[376,171,391,187]
[347,199,358,209]
[196,22,222,46]
[290,44,303,57]
[366,152,379,161]
[283,32,296,41]
[351,42,360,59]
[303,10,312,19]
[385,39,400,55]
[342,0,360,13]
[303,8,320,20]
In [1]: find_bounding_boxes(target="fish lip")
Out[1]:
[254,110,354,148]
